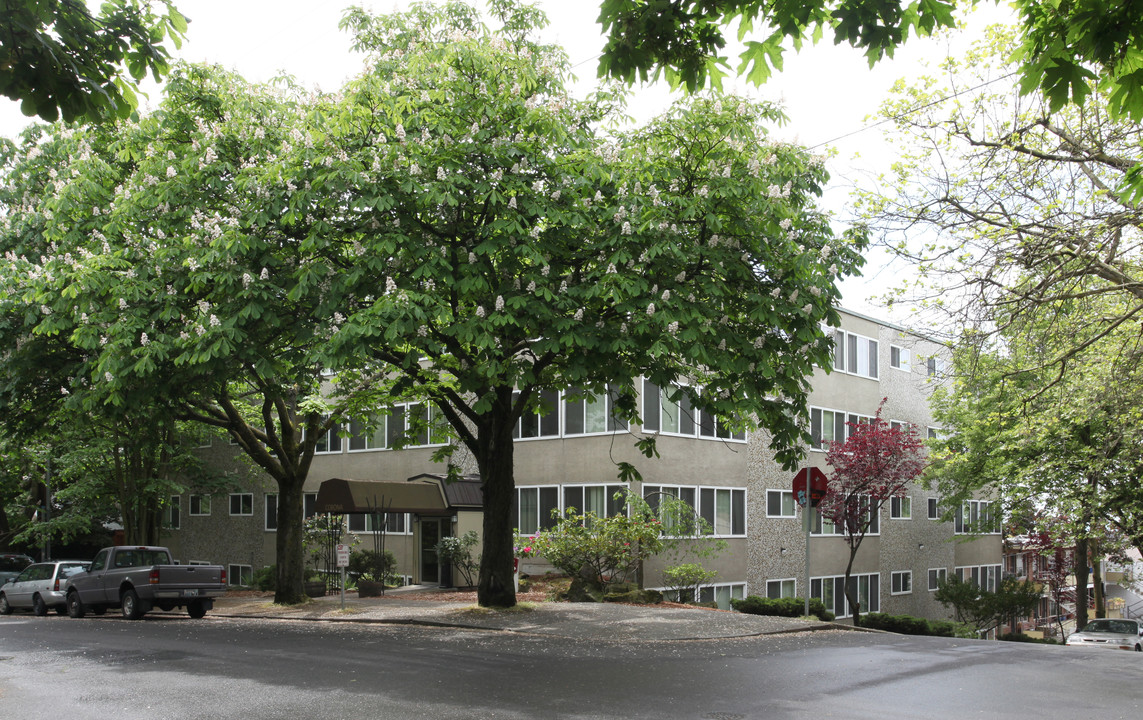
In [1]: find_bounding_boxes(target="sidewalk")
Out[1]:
[210,587,838,642]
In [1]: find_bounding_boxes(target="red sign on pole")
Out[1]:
[792,467,828,507]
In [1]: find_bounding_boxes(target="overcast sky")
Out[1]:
[0,1,1014,320]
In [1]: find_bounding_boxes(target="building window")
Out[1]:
[230,493,253,516]
[264,493,317,530]
[926,356,938,376]
[642,380,745,441]
[890,496,911,519]
[349,404,449,451]
[228,564,253,587]
[811,573,880,619]
[563,387,627,435]
[928,567,947,591]
[889,345,910,371]
[766,579,796,599]
[955,500,1000,534]
[832,329,879,379]
[812,495,878,536]
[699,582,747,610]
[312,421,342,454]
[566,484,627,520]
[165,495,181,530]
[514,389,561,439]
[189,494,211,516]
[891,571,912,595]
[927,427,941,440]
[347,512,410,534]
[514,486,560,536]
[809,407,873,450]
[767,490,797,518]
[927,497,940,520]
[956,564,1001,593]
[642,485,745,537]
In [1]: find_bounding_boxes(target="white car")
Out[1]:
[0,561,90,616]
[1066,618,1143,652]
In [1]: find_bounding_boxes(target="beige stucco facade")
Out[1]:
[162,308,1001,619]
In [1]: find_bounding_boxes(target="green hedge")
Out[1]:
[859,612,964,637]
[731,595,835,622]
[999,632,1060,645]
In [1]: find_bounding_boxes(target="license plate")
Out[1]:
[184,589,199,596]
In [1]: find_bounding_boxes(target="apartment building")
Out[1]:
[162,308,1001,621]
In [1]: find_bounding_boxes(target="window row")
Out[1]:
[956,564,1002,593]
[771,569,954,602]
[888,343,945,377]
[832,329,879,379]
[811,573,880,619]
[513,484,747,538]
[809,408,873,450]
[314,402,451,454]
[954,500,1001,535]
[657,582,746,610]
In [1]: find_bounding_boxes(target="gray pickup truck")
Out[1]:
[65,546,226,620]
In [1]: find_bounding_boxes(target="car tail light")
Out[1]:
[150,568,160,585]
[54,576,61,591]
[220,568,227,585]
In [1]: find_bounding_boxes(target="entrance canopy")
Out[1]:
[314,475,483,516]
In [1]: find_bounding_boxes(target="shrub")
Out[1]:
[731,595,835,622]
[252,565,276,592]
[436,531,480,587]
[347,549,396,584]
[858,613,970,637]
[999,632,1060,645]
[662,563,718,603]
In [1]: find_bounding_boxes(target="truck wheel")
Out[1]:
[187,601,207,619]
[0,593,11,615]
[67,590,86,618]
[121,589,144,620]
[32,594,47,616]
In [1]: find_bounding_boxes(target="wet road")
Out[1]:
[2,613,1140,719]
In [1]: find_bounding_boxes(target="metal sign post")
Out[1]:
[793,467,827,618]
[336,543,351,610]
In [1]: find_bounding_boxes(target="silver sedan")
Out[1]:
[1066,618,1143,652]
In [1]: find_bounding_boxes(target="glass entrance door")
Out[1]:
[420,519,441,585]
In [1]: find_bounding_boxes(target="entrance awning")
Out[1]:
[314,478,449,515]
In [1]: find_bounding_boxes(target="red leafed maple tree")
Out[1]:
[820,400,927,625]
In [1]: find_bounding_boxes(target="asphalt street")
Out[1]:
[2,606,1142,719]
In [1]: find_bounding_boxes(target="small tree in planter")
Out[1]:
[436,531,481,588]
[303,514,355,595]
[348,550,397,596]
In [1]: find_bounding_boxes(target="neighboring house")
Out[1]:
[160,308,1002,621]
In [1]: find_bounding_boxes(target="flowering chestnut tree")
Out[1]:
[821,402,927,625]
[0,65,364,605]
[281,0,865,607]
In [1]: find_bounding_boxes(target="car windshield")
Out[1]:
[1082,620,1139,634]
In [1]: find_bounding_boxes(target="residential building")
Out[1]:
[162,308,1002,621]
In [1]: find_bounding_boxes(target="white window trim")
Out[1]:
[766,578,797,599]
[347,511,413,536]
[227,564,253,587]
[928,567,947,591]
[891,570,912,595]
[830,328,880,380]
[641,378,748,443]
[890,495,912,520]
[766,489,797,519]
[927,497,940,520]
[889,344,910,372]
[811,572,881,619]
[809,406,875,452]
[189,494,211,517]
[229,492,253,517]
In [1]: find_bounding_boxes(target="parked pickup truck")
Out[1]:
[65,546,226,620]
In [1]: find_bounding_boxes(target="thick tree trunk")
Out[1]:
[476,390,517,608]
[843,544,861,627]
[1092,555,1105,619]
[1074,537,1089,629]
[274,478,307,605]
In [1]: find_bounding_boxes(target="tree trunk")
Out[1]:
[274,478,307,605]
[1092,555,1105,619]
[476,390,517,608]
[1074,537,1089,629]
[843,543,861,627]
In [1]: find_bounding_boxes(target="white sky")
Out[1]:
[0,1,1015,321]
